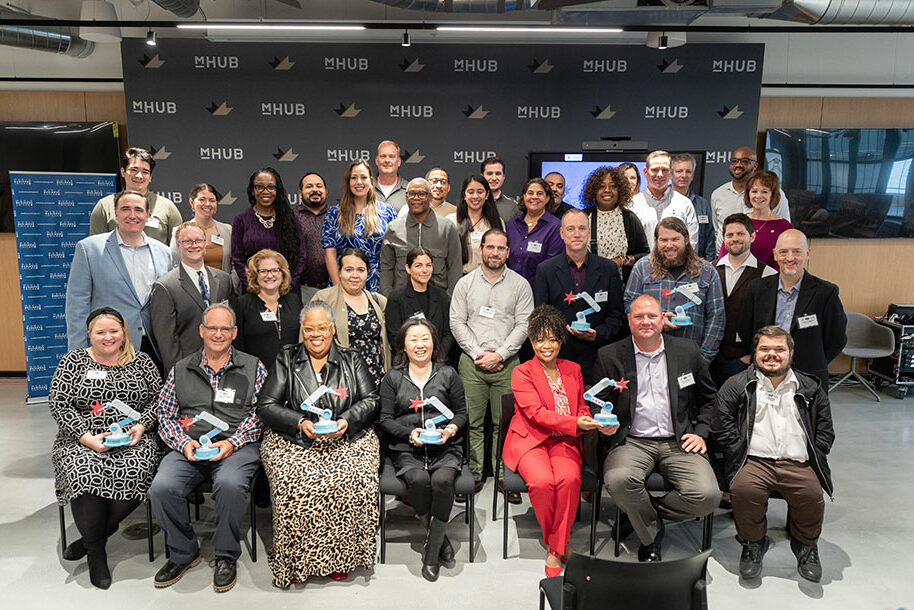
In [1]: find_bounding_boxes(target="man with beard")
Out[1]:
[543,171,576,217]
[711,213,777,388]
[450,228,533,498]
[624,217,725,364]
[713,325,834,582]
[295,172,330,302]
[738,229,846,388]
[710,146,791,251]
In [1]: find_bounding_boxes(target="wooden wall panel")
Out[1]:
[84,91,127,124]
[0,91,87,122]
[0,236,26,371]
[821,98,914,129]
[757,97,823,130]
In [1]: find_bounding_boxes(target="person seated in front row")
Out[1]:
[379,318,467,582]
[503,305,605,576]
[714,325,834,583]
[255,300,381,588]
[148,303,265,593]
[595,294,721,562]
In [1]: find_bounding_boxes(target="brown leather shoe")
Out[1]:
[498,479,522,504]
[473,479,484,494]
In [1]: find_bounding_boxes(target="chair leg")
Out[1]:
[250,492,257,563]
[539,588,546,610]
[502,484,509,560]
[589,485,600,556]
[468,489,475,563]
[492,475,498,520]
[58,504,67,556]
[379,493,387,564]
[828,357,857,393]
[146,501,154,562]
[852,370,882,401]
[613,506,621,557]
[702,512,714,551]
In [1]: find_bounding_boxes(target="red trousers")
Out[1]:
[516,436,582,556]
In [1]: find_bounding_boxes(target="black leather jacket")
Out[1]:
[256,342,380,449]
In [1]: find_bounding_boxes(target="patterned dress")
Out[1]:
[320,203,398,292]
[347,304,385,387]
[49,350,162,504]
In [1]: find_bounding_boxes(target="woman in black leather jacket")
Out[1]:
[378,318,467,582]
[256,300,380,589]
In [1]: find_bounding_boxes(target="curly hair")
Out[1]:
[516,177,555,216]
[527,304,567,345]
[246,168,301,276]
[245,249,291,295]
[580,166,634,211]
[392,318,443,368]
[455,174,502,265]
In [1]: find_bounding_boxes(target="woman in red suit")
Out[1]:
[503,305,610,576]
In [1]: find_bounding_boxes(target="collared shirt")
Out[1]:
[373,176,408,211]
[686,189,717,261]
[449,266,534,361]
[716,253,778,297]
[294,202,330,288]
[630,187,698,246]
[379,210,462,294]
[710,182,792,251]
[629,337,675,438]
[397,201,456,219]
[494,192,518,224]
[775,273,804,332]
[505,212,564,286]
[566,252,588,293]
[181,262,209,296]
[749,369,808,461]
[157,348,267,452]
[116,230,156,306]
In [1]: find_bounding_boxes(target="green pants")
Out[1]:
[459,353,519,481]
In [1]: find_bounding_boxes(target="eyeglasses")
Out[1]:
[253,184,277,193]
[257,268,282,276]
[202,325,235,333]
[301,323,333,336]
[125,167,151,176]
[428,178,449,185]
[179,238,205,246]
[406,190,430,198]
[729,158,757,166]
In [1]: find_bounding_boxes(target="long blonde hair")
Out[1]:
[87,309,136,366]
[338,160,380,237]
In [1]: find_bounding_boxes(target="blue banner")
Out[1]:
[10,172,116,401]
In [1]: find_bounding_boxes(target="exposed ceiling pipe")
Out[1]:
[761,0,914,24]
[368,0,540,13]
[0,8,93,58]
[150,0,200,18]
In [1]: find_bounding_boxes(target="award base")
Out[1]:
[194,445,220,460]
[104,434,131,447]
[314,420,340,435]
[419,430,443,444]
[570,321,592,332]
[594,412,619,427]
[670,316,693,326]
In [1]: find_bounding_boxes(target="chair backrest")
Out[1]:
[560,550,711,610]
[495,393,515,464]
[844,312,895,352]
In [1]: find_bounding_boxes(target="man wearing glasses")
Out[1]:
[379,177,462,295]
[149,303,265,593]
[90,147,183,245]
[710,146,791,251]
[150,221,233,373]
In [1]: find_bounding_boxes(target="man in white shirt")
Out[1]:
[373,140,408,211]
[630,151,698,246]
[710,146,791,251]
[713,325,835,583]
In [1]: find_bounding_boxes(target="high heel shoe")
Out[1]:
[545,549,563,577]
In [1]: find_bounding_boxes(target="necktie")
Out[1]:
[197,270,210,306]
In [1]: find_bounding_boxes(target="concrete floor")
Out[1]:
[0,378,911,609]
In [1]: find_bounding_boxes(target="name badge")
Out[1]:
[765,391,780,404]
[677,372,695,389]
[479,305,496,319]
[684,282,699,293]
[409,311,426,320]
[86,369,107,380]
[595,290,608,303]
[797,314,818,329]
[470,230,484,243]
[698,215,709,224]
[215,388,236,404]
[210,234,225,246]
[526,241,542,253]
[145,216,160,229]
[260,310,278,322]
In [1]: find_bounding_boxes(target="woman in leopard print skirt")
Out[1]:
[256,300,380,588]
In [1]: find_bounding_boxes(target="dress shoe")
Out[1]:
[329,572,349,581]
[790,539,822,583]
[85,542,111,590]
[739,536,770,579]
[637,520,664,562]
[545,565,562,577]
[62,538,87,561]
[154,552,201,588]
[439,534,455,566]
[581,490,594,503]
[422,517,448,582]
[213,557,237,593]
[497,480,522,505]
[473,479,484,494]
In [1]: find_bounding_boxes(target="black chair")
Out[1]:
[58,501,155,562]
[184,473,259,562]
[494,394,602,559]
[539,550,712,610]
[611,472,713,557]
[378,431,475,564]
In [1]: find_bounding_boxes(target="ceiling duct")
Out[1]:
[0,8,94,58]
[368,0,539,12]
[150,0,200,18]
[759,0,914,24]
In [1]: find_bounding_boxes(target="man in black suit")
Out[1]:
[533,208,625,383]
[593,294,720,562]
[738,229,847,388]
[150,221,233,373]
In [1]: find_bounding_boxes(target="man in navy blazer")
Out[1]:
[738,229,847,388]
[533,209,625,383]
[66,190,173,357]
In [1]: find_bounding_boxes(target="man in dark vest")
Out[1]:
[711,213,777,388]
[149,303,266,593]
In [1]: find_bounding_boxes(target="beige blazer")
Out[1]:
[312,284,390,370]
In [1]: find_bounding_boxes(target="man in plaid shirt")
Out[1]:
[624,217,724,363]
[148,303,266,593]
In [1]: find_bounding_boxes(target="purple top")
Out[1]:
[231,207,307,291]
[295,204,330,288]
[567,253,587,293]
[506,211,564,286]
[719,217,793,271]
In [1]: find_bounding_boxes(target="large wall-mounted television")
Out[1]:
[765,128,914,238]
[529,151,708,210]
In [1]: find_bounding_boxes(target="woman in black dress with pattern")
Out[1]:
[50,307,162,589]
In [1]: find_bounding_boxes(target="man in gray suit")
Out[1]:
[150,221,233,373]
[66,190,173,358]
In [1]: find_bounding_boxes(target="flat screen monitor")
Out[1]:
[528,150,708,210]
[0,122,121,232]
[765,128,914,238]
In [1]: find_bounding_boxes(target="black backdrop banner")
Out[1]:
[121,39,763,220]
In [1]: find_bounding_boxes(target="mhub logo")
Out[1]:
[583,59,627,73]
[327,149,370,163]
[399,58,425,72]
[273,147,299,162]
[402,149,425,164]
[644,105,689,119]
[270,56,295,70]
[161,192,183,203]
[324,57,368,71]
[657,58,684,73]
[453,150,496,164]
[149,145,171,160]
[206,102,233,116]
[712,59,757,73]
[463,105,488,119]
[139,54,164,68]
[591,105,616,120]
[334,103,361,118]
[718,105,744,120]
[261,103,306,116]
[390,105,434,118]
[200,147,244,161]
[706,151,730,164]
[132,100,177,114]
[518,106,561,119]
[454,59,498,72]
[194,55,239,69]
[528,59,553,74]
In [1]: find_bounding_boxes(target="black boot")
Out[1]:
[85,542,111,590]
[422,517,447,582]
[439,534,455,566]
[63,522,120,561]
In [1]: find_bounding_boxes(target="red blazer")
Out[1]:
[502,358,591,471]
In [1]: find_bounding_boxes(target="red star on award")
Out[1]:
[563,291,578,304]
[179,416,196,430]
[660,289,674,297]
[615,377,630,390]
[90,401,106,416]
[409,396,424,412]
[332,386,348,399]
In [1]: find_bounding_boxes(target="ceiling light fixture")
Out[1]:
[401,30,410,47]
[145,30,157,46]
[176,23,366,31]
[658,33,669,49]
[436,26,623,34]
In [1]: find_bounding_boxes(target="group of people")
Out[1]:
[52,140,845,592]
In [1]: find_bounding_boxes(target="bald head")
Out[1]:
[628,294,663,349]
[773,228,810,281]
[560,208,589,254]
[631,294,661,313]
[729,146,759,184]
[408,177,431,191]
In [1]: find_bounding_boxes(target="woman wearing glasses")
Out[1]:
[170,183,234,278]
[231,168,306,293]
[232,249,303,372]
[321,160,398,292]
[256,300,381,588]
